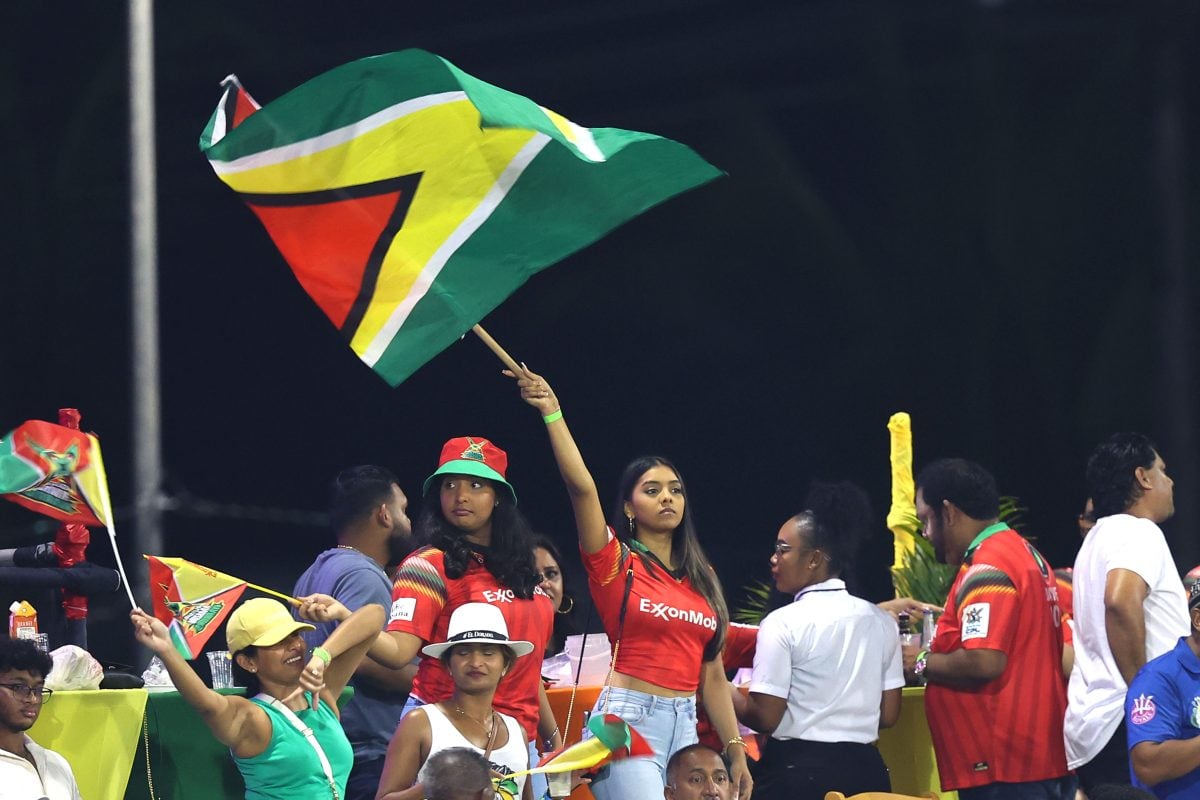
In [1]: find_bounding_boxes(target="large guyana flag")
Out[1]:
[199,49,722,386]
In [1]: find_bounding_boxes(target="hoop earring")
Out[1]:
[627,516,635,536]
[558,595,575,615]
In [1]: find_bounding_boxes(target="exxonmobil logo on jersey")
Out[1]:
[638,598,717,629]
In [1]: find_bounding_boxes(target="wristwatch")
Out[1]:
[913,649,930,678]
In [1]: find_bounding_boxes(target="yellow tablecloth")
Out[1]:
[876,686,956,799]
[28,688,149,800]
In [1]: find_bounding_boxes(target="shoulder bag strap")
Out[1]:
[257,693,340,800]
[601,559,637,713]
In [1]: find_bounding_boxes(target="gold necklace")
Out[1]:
[336,545,361,553]
[451,703,496,737]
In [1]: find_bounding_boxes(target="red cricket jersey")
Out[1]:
[387,546,553,739]
[925,526,1069,790]
[581,531,719,692]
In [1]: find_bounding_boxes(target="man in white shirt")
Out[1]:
[1066,433,1189,796]
[0,637,83,800]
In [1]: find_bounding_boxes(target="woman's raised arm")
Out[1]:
[506,366,608,555]
[129,609,268,751]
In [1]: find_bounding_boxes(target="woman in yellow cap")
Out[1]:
[130,595,383,799]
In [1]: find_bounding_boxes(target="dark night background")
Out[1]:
[2,1,1198,667]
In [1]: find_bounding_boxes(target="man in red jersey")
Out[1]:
[902,458,1074,800]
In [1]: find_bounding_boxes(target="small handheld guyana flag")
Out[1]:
[146,556,248,659]
[199,49,722,386]
[0,420,112,528]
[513,713,654,779]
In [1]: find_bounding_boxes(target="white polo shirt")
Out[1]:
[0,735,83,800]
[1065,513,1189,768]
[749,578,904,743]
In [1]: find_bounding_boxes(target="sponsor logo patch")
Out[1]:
[1131,693,1156,725]
[961,602,990,640]
[1190,697,1200,728]
[389,597,416,622]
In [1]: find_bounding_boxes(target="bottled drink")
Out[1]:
[921,607,939,649]
[897,611,918,649]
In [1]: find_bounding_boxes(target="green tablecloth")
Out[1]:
[125,687,353,800]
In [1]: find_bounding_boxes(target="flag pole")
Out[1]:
[143,555,302,606]
[471,324,524,375]
[245,582,302,606]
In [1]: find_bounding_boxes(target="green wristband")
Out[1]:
[543,409,563,424]
[312,646,332,665]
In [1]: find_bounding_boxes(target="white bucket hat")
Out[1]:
[421,602,534,659]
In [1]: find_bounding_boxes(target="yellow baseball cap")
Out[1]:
[226,598,314,654]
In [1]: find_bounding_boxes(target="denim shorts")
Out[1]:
[584,686,698,800]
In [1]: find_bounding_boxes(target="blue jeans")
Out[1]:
[585,687,698,800]
[401,694,550,799]
[958,775,1078,800]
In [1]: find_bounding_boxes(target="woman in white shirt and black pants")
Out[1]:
[732,481,904,800]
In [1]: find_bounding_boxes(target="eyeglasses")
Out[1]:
[0,683,52,703]
[772,542,832,562]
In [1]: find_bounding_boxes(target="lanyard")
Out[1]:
[257,694,339,800]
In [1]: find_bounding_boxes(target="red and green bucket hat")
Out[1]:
[422,436,517,504]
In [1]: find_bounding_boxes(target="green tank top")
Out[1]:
[234,693,353,799]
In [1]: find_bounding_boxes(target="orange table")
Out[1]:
[547,685,602,799]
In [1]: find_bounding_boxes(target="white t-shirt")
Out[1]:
[1065,513,1189,768]
[0,735,83,800]
[749,578,904,743]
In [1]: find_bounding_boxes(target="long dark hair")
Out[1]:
[532,533,579,656]
[415,492,541,599]
[611,456,728,660]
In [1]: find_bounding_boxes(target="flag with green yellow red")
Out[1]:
[200,49,722,386]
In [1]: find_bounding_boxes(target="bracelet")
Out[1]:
[312,646,332,666]
[913,648,929,677]
[544,726,560,747]
[724,735,747,754]
[543,409,563,424]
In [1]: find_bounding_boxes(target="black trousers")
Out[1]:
[1077,719,1133,793]
[752,738,891,800]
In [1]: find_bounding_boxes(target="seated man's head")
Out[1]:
[0,637,53,734]
[665,744,731,800]
[419,747,495,800]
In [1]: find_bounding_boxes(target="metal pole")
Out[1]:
[128,0,162,606]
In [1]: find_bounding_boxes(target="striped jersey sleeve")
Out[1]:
[387,546,448,639]
[580,528,629,587]
[952,562,1018,652]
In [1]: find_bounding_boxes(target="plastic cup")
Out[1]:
[207,650,234,689]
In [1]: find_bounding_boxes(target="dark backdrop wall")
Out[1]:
[2,0,1198,665]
